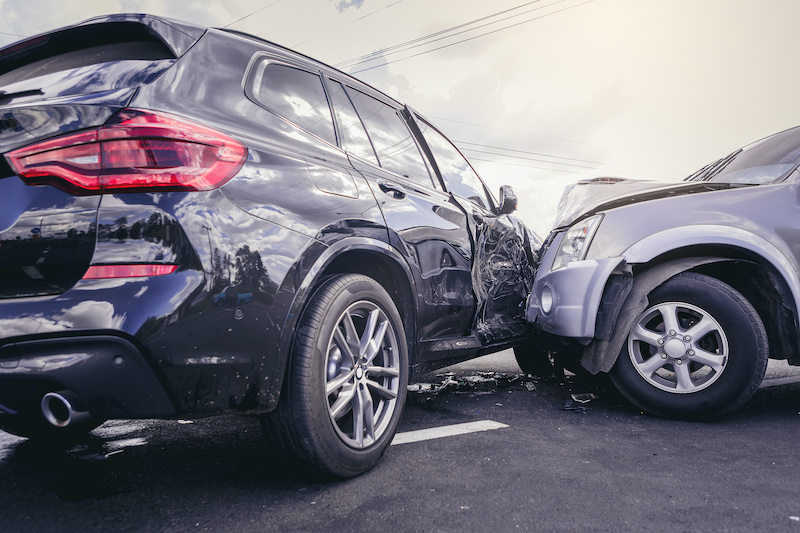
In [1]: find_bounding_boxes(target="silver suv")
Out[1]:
[525,125,800,419]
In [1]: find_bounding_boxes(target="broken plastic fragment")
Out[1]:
[562,398,588,412]
[570,393,598,404]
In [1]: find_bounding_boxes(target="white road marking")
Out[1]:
[760,375,800,388]
[391,420,508,446]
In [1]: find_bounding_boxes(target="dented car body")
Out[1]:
[0,14,538,476]
[527,125,800,419]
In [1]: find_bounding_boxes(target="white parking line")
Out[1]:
[391,420,508,446]
[760,376,800,388]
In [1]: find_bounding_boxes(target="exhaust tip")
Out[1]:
[41,391,89,428]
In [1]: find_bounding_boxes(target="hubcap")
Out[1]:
[324,300,400,448]
[627,301,728,394]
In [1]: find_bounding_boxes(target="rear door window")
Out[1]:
[327,79,379,164]
[345,88,433,188]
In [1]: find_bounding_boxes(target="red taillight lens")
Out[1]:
[5,109,247,194]
[82,264,178,279]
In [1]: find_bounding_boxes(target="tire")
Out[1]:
[513,338,554,377]
[262,274,408,477]
[609,272,768,419]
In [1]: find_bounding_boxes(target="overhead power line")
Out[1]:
[290,0,407,48]
[468,156,676,181]
[461,147,680,181]
[456,140,608,166]
[350,0,595,74]
[224,1,283,29]
[461,147,602,171]
[335,0,550,69]
[467,156,603,175]
[432,115,606,148]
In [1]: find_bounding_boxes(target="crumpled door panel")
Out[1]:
[470,212,538,343]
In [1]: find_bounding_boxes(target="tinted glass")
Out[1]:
[708,126,800,184]
[258,64,336,145]
[327,80,378,164]
[416,117,491,209]
[347,89,433,188]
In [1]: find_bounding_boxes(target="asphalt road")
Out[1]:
[1,350,799,532]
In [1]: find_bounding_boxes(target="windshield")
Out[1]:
[686,125,800,184]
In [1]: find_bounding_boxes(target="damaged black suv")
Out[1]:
[0,14,539,476]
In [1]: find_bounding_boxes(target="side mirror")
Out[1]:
[498,185,517,215]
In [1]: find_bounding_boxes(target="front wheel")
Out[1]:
[513,338,554,377]
[609,272,767,419]
[263,274,408,477]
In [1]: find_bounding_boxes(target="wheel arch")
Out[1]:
[267,238,418,410]
[585,240,800,373]
[622,225,800,313]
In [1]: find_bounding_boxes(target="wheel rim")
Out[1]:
[324,300,401,449]
[627,301,729,394]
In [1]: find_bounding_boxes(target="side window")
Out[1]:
[327,80,379,165]
[254,63,336,145]
[346,88,434,188]
[416,117,492,210]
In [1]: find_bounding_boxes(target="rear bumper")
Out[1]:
[0,271,206,420]
[0,334,175,419]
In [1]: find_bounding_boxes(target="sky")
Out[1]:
[2,0,799,235]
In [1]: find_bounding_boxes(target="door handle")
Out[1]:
[378,181,406,199]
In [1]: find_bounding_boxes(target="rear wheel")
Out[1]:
[263,274,408,477]
[610,272,767,419]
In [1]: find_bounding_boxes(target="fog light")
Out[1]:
[540,285,554,314]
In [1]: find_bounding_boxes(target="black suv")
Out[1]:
[0,14,539,476]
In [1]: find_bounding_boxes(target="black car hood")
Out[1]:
[553,177,744,229]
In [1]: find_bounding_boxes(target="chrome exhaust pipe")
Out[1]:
[41,391,91,428]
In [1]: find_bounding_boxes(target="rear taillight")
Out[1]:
[5,109,247,194]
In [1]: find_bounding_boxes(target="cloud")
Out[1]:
[334,0,365,13]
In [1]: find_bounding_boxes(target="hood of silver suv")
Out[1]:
[553,177,746,229]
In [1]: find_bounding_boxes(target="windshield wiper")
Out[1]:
[685,149,742,182]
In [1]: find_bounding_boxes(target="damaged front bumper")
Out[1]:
[526,231,625,342]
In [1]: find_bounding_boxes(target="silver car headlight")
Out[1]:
[552,214,602,270]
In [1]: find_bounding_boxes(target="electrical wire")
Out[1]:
[456,141,683,179]
[289,0,407,47]
[224,1,283,29]
[463,149,679,180]
[335,0,549,68]
[455,140,608,166]
[467,156,602,175]
[351,0,594,74]
[432,115,606,148]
